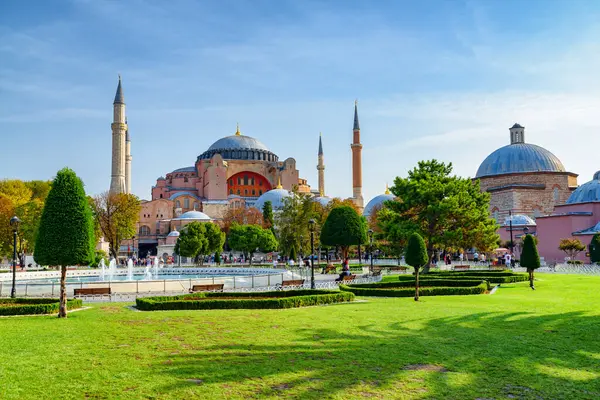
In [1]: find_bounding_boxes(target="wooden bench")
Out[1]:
[190,284,224,293]
[280,279,305,287]
[74,287,111,296]
[453,265,470,271]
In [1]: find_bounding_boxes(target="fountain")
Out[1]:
[99,258,106,281]
[143,265,153,280]
[153,256,160,279]
[108,258,117,281]
[127,259,134,280]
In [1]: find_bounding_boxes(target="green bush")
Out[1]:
[136,290,355,311]
[0,298,83,316]
[339,282,488,297]
[351,279,487,289]
[417,272,529,284]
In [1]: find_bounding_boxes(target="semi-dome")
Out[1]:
[198,125,278,162]
[566,171,600,204]
[476,144,565,178]
[312,196,332,207]
[253,188,292,210]
[476,124,565,178]
[503,214,536,226]
[173,210,211,221]
[364,186,395,217]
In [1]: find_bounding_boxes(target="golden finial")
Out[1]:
[385,183,390,195]
[235,122,241,136]
[355,99,358,106]
[276,176,283,189]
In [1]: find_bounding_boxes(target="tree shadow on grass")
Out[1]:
[153,311,600,399]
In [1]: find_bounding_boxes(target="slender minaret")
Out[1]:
[351,100,364,210]
[125,119,132,194]
[110,75,127,194]
[317,133,325,197]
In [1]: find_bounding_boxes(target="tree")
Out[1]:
[220,207,264,234]
[175,222,208,265]
[90,191,141,259]
[276,192,314,260]
[520,234,540,290]
[34,168,95,318]
[405,233,428,301]
[0,195,15,259]
[558,238,586,262]
[320,205,367,260]
[204,222,226,261]
[228,224,278,265]
[590,234,600,264]
[262,201,274,229]
[380,160,499,272]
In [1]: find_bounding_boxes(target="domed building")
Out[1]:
[253,181,293,211]
[476,123,578,223]
[364,185,395,217]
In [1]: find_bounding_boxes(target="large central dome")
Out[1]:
[476,124,565,178]
[198,126,278,162]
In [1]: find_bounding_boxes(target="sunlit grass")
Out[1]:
[1,274,599,399]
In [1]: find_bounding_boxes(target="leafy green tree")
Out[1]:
[320,205,367,260]
[262,201,274,228]
[90,249,108,268]
[276,192,314,259]
[520,234,540,290]
[380,160,499,272]
[228,224,278,265]
[558,238,586,262]
[204,222,226,261]
[405,233,428,301]
[34,168,95,318]
[175,222,207,265]
[90,191,141,259]
[590,233,600,264]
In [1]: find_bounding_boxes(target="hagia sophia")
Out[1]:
[109,77,600,263]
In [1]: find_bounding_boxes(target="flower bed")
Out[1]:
[136,289,355,311]
[0,298,83,316]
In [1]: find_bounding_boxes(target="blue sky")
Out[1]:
[2,0,600,203]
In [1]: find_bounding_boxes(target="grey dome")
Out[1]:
[476,143,565,178]
[173,210,211,221]
[566,171,600,204]
[253,188,292,211]
[312,196,332,207]
[208,135,269,152]
[172,166,196,173]
[503,214,536,226]
[198,134,278,162]
[167,228,180,237]
[364,193,395,217]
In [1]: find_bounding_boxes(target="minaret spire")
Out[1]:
[110,75,127,194]
[351,100,364,210]
[317,133,325,197]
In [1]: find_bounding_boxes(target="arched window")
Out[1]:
[184,198,190,209]
[139,225,151,236]
[184,176,189,183]
[176,200,181,208]
[553,187,560,203]
[492,210,499,222]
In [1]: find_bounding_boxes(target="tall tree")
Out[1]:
[380,160,499,271]
[558,238,586,262]
[228,224,278,265]
[590,233,600,264]
[262,201,274,229]
[320,205,367,260]
[90,191,141,259]
[405,232,428,301]
[0,180,32,208]
[34,168,95,318]
[174,222,208,265]
[0,195,15,260]
[520,234,540,290]
[220,207,264,234]
[276,192,314,259]
[204,222,226,260]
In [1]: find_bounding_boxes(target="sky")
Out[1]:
[2,0,600,203]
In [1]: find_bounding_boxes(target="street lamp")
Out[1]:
[299,235,303,265]
[508,210,514,257]
[368,229,374,274]
[10,216,21,298]
[309,219,316,289]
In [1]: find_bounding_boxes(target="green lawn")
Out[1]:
[1,274,599,399]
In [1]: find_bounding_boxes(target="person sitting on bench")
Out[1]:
[335,258,351,282]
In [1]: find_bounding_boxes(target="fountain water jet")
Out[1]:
[153,256,160,279]
[99,258,106,281]
[127,259,134,280]
[108,258,117,281]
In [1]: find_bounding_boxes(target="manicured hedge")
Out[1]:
[136,290,355,311]
[339,282,488,297]
[0,298,83,316]
[350,279,488,289]
[425,271,529,283]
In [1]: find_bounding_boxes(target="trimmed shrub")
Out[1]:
[418,271,529,284]
[136,290,355,311]
[0,298,83,316]
[340,282,488,297]
[351,279,487,289]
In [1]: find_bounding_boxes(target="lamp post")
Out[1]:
[368,229,374,274]
[508,210,514,258]
[299,235,303,265]
[309,219,315,289]
[10,216,21,298]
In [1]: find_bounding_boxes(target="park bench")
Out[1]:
[74,287,111,297]
[453,265,470,271]
[190,284,224,293]
[276,279,306,290]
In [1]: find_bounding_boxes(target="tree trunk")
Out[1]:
[529,269,535,290]
[414,267,420,301]
[58,265,67,318]
[249,252,253,266]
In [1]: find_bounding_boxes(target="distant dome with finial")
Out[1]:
[364,184,395,217]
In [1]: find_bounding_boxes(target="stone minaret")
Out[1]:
[125,119,132,194]
[351,100,364,209]
[317,133,325,196]
[110,75,128,194]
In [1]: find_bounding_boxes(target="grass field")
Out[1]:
[1,273,599,399]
